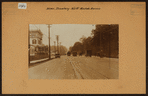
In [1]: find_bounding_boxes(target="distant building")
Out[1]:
[29,30,43,56]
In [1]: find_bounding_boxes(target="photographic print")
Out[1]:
[28,24,119,79]
[2,2,145,94]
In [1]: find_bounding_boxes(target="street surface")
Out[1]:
[28,55,118,79]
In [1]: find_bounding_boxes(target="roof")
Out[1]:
[29,30,43,35]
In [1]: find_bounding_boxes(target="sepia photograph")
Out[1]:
[28,24,119,79]
[2,2,145,94]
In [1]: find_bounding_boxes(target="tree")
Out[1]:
[69,46,73,52]
[59,45,68,55]
[50,45,68,55]
[71,42,83,53]
[91,24,118,57]
[79,35,86,44]
[82,36,92,50]
[71,24,118,58]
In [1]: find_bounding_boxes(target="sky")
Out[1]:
[29,24,96,49]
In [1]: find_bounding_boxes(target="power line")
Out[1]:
[32,24,49,39]
[33,24,39,30]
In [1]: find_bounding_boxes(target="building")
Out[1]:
[29,30,43,56]
[30,29,43,46]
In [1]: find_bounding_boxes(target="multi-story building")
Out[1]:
[29,30,43,56]
[30,30,43,45]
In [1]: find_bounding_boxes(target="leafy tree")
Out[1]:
[69,46,73,52]
[59,45,68,55]
[91,24,118,57]
[50,45,68,55]
[82,36,93,50]
[70,24,118,58]
[71,42,83,53]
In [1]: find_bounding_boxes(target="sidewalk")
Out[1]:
[30,58,49,64]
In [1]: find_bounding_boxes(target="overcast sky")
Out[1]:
[29,24,95,49]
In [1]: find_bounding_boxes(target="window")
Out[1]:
[38,40,41,44]
[38,40,40,44]
[32,39,36,44]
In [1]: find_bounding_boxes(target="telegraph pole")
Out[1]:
[54,41,56,54]
[29,30,30,65]
[109,32,111,69]
[59,42,61,55]
[56,35,59,54]
[47,24,51,59]
[100,31,101,58]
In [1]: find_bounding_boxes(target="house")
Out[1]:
[29,30,43,56]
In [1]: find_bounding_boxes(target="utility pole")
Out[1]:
[54,41,56,54]
[56,35,59,54]
[47,24,51,59]
[109,32,111,69]
[100,31,101,58]
[59,42,61,55]
[29,30,30,65]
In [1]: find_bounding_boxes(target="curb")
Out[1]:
[30,58,49,64]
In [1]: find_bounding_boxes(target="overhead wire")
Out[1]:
[32,24,66,50]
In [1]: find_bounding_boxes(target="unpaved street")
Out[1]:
[28,56,118,79]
